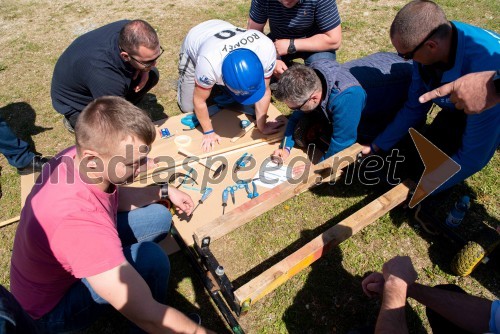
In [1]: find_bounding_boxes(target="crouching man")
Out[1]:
[10,96,213,333]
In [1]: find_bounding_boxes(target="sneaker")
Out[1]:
[63,117,75,134]
[17,156,51,175]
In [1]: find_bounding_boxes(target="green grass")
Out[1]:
[0,0,498,333]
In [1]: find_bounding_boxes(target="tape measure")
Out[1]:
[240,120,251,129]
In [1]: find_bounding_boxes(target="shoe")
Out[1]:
[413,204,440,235]
[17,156,51,175]
[63,117,75,134]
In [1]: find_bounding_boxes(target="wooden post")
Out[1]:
[194,143,362,241]
[233,179,415,307]
[0,216,20,228]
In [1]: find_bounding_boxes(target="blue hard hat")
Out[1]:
[221,49,265,105]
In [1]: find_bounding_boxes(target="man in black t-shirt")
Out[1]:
[51,20,163,132]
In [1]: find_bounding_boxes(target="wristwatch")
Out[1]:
[159,183,169,200]
[287,39,296,55]
[494,70,500,95]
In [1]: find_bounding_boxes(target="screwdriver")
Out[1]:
[222,189,228,215]
[229,186,236,205]
[189,187,213,219]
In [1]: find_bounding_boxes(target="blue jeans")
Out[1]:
[34,203,172,333]
[0,116,34,168]
[0,285,39,333]
[281,50,337,67]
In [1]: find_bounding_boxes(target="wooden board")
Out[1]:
[233,179,415,307]
[136,104,286,181]
[193,144,363,242]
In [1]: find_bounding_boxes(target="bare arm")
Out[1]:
[87,262,213,334]
[254,78,284,135]
[247,17,265,32]
[407,283,491,333]
[119,185,194,215]
[375,278,409,334]
[274,26,342,56]
[193,85,221,152]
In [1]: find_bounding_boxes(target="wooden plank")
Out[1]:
[233,179,415,307]
[0,215,20,228]
[135,104,286,182]
[194,143,362,241]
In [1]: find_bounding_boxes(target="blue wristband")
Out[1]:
[203,130,214,135]
[284,147,291,153]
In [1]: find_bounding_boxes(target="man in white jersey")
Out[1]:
[178,19,283,152]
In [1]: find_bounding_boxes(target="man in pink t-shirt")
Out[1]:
[9,97,214,334]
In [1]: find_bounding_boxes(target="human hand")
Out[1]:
[201,132,221,152]
[382,256,418,287]
[258,119,285,135]
[271,147,290,164]
[362,272,385,298]
[274,39,290,56]
[360,143,379,156]
[418,71,498,115]
[168,186,194,215]
[273,59,288,78]
[134,70,150,93]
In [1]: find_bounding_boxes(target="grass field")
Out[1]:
[0,0,498,333]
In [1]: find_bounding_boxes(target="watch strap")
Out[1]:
[160,183,169,200]
[288,39,296,55]
[493,69,500,95]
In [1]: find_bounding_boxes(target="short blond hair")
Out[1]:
[75,96,156,156]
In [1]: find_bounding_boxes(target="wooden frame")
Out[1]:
[189,142,416,313]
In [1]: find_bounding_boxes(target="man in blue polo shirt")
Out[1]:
[363,0,500,195]
[51,20,163,133]
[248,0,342,78]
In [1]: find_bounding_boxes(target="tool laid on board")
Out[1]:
[222,188,228,215]
[168,172,198,188]
[233,153,253,173]
[181,114,200,130]
[212,164,227,179]
[229,186,236,205]
[251,181,259,198]
[189,187,213,219]
[231,120,256,143]
[178,148,219,172]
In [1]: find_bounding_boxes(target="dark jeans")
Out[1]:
[65,67,160,128]
[0,116,34,168]
[0,285,39,333]
[2,203,171,333]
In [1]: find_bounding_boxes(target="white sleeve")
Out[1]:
[194,56,217,89]
[260,34,276,78]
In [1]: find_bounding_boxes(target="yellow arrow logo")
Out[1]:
[408,128,461,208]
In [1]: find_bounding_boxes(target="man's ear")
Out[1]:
[81,149,101,169]
[311,90,322,103]
[120,51,130,62]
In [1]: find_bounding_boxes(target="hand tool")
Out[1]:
[251,181,259,198]
[230,121,256,143]
[229,186,236,205]
[178,147,219,172]
[222,189,228,215]
[168,172,198,188]
[233,153,253,173]
[212,163,227,179]
[189,187,213,219]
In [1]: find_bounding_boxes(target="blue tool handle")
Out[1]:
[222,189,228,203]
[251,181,259,197]
[200,188,213,203]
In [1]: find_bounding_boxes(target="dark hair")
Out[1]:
[275,65,321,105]
[75,96,156,156]
[390,0,450,49]
[119,20,159,55]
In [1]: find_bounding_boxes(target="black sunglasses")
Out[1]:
[398,27,440,60]
[120,46,164,68]
[293,91,314,110]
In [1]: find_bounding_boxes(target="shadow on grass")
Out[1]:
[136,93,168,122]
[0,102,52,155]
[398,182,500,298]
